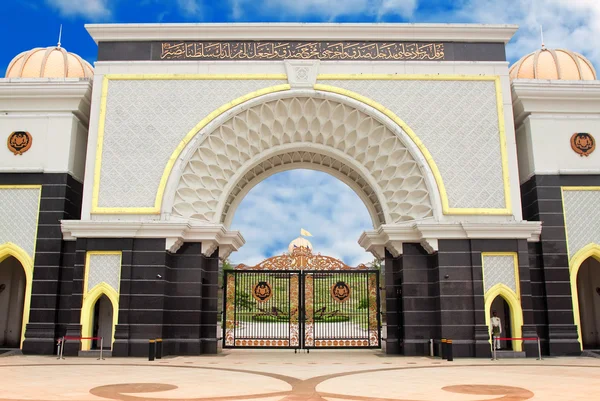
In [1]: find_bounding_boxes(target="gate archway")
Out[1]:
[163,91,440,227]
[224,241,380,349]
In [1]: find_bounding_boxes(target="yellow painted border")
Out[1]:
[315,74,511,215]
[0,184,41,348]
[0,243,34,349]
[80,251,122,351]
[562,186,600,349]
[568,243,600,350]
[91,74,290,214]
[481,252,523,352]
[91,73,511,216]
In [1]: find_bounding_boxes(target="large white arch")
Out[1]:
[162,89,442,228]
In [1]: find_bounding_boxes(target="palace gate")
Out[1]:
[223,246,381,349]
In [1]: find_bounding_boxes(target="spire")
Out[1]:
[57,24,63,48]
[540,25,545,49]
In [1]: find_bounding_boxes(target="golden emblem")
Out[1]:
[330,281,351,303]
[7,131,32,155]
[570,133,595,157]
[252,281,273,302]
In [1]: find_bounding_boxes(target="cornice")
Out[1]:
[61,220,245,259]
[0,79,93,123]
[359,221,542,259]
[511,79,600,126]
[86,23,518,44]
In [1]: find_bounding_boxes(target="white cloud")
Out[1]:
[176,0,203,16]
[231,0,418,21]
[229,170,375,267]
[431,0,600,67]
[46,0,111,19]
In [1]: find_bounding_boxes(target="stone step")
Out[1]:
[582,350,600,358]
[494,350,526,358]
[77,350,112,358]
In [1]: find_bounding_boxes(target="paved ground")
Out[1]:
[1,350,599,400]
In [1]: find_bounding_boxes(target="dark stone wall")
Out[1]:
[60,237,217,357]
[385,239,538,358]
[519,174,600,355]
[0,173,83,355]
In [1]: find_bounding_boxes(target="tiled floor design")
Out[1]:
[1,350,599,400]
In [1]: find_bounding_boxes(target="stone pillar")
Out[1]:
[200,246,219,354]
[521,175,579,355]
[401,243,437,356]
[22,174,83,355]
[384,249,403,354]
[436,240,475,358]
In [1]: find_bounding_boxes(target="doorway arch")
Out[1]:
[484,284,523,352]
[0,243,33,349]
[162,91,441,226]
[80,284,119,351]
[570,243,600,350]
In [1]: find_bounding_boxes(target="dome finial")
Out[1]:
[57,24,62,48]
[540,25,545,50]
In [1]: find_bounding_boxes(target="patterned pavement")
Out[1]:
[1,350,599,400]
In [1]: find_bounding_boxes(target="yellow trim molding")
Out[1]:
[91,74,290,214]
[80,251,122,350]
[568,243,600,350]
[561,186,600,262]
[481,252,523,352]
[0,243,34,349]
[561,186,600,349]
[315,74,511,216]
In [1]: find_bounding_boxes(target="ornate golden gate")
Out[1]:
[223,246,381,349]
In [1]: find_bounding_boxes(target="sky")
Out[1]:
[2,0,599,265]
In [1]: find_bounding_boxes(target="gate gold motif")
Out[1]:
[223,247,381,349]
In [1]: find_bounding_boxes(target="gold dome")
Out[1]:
[510,48,596,81]
[288,237,313,254]
[5,46,93,79]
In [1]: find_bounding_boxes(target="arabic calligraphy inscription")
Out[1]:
[160,41,445,61]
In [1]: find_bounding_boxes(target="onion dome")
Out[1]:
[5,46,93,78]
[509,47,596,81]
[288,237,313,254]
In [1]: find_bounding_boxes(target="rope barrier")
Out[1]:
[491,336,542,361]
[57,336,104,360]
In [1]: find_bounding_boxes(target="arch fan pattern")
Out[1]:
[172,97,433,224]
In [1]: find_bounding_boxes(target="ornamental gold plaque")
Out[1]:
[252,281,273,303]
[331,281,351,303]
[7,131,32,155]
[570,133,595,157]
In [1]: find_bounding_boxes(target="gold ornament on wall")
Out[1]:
[7,131,32,155]
[570,133,595,157]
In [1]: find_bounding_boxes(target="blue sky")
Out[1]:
[2,0,599,265]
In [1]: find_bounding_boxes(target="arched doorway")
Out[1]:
[576,257,600,349]
[0,256,26,348]
[91,295,114,350]
[490,295,513,351]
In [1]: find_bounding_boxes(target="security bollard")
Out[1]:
[447,339,453,361]
[156,338,163,359]
[441,338,447,360]
[149,339,155,361]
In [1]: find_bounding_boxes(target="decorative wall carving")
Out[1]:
[562,189,600,260]
[171,96,433,225]
[98,79,286,208]
[160,41,445,61]
[222,150,386,226]
[87,253,122,294]
[319,79,505,210]
[483,254,517,294]
[0,187,40,258]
